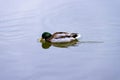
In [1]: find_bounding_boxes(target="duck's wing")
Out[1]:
[52,32,70,39]
[50,32,81,43]
[53,32,81,39]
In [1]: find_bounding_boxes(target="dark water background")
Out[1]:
[0,0,120,80]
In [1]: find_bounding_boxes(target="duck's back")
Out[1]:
[50,32,81,43]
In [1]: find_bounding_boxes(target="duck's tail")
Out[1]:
[71,33,82,39]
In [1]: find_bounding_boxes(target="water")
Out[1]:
[0,0,120,80]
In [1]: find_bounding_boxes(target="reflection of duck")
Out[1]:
[40,39,79,49]
[39,32,81,49]
[41,32,81,43]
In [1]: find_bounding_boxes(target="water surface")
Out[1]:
[0,0,120,80]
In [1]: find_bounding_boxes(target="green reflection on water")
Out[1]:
[39,39,79,49]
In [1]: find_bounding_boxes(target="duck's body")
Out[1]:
[41,32,81,43]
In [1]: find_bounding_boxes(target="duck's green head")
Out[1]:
[42,32,52,40]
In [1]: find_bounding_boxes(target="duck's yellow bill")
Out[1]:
[39,38,45,42]
[40,38,43,42]
[38,38,42,42]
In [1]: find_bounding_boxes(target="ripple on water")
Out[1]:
[0,25,29,42]
[0,9,41,43]
[41,2,84,26]
[41,1,106,32]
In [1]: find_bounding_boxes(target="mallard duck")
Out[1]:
[41,32,81,43]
